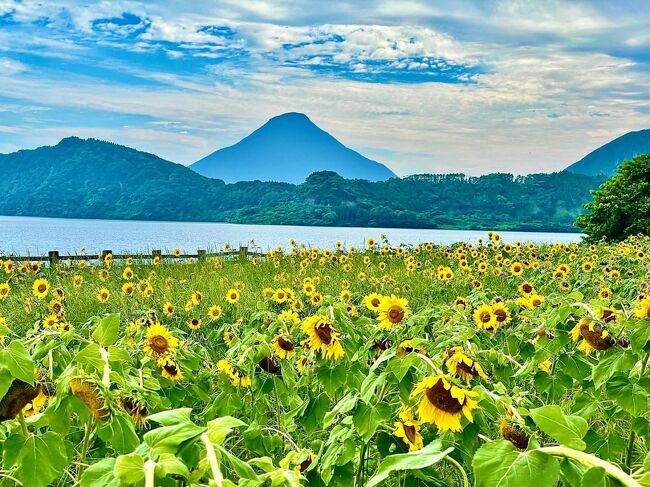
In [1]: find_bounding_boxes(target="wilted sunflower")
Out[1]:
[274,335,296,359]
[122,396,149,429]
[70,378,110,421]
[159,357,184,382]
[570,318,615,354]
[396,340,425,358]
[445,347,488,381]
[0,380,41,421]
[144,323,179,359]
[377,295,410,330]
[301,315,345,360]
[410,375,479,432]
[32,278,49,299]
[393,405,423,452]
[500,420,529,449]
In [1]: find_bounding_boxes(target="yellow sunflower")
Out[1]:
[393,405,424,452]
[363,293,384,313]
[377,295,410,330]
[208,304,223,320]
[633,296,650,319]
[187,317,202,330]
[445,347,488,381]
[144,323,179,359]
[163,302,175,317]
[410,375,479,432]
[301,315,345,361]
[159,357,184,382]
[32,278,49,299]
[0,282,9,300]
[96,288,110,303]
[226,289,240,304]
[491,302,511,326]
[273,335,296,359]
[473,304,497,331]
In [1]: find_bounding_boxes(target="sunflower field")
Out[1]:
[0,233,649,487]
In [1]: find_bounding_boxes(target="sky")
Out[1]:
[0,1,650,176]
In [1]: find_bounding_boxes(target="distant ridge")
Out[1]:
[565,129,650,176]
[190,112,397,183]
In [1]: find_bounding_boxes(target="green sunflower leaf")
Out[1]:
[529,405,588,450]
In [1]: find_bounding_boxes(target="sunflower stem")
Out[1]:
[17,411,28,436]
[625,353,649,471]
[201,433,224,486]
[538,446,641,487]
[416,353,443,375]
[445,455,469,487]
[144,459,156,487]
[77,417,96,479]
[354,442,368,487]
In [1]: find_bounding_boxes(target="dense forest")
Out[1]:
[0,137,605,231]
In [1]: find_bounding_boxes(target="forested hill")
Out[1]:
[0,137,604,231]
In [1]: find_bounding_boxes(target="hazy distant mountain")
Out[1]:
[190,112,397,183]
[566,129,650,176]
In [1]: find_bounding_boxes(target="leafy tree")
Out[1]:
[576,154,650,241]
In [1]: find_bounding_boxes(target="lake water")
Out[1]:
[0,215,582,255]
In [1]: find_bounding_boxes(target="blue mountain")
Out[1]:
[565,128,650,176]
[190,112,397,183]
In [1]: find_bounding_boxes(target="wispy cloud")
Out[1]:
[0,0,649,175]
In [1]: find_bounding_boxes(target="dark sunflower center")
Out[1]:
[403,423,417,443]
[388,306,405,323]
[164,363,178,375]
[480,312,492,323]
[494,309,507,322]
[371,298,380,307]
[315,323,333,344]
[425,379,463,413]
[151,335,169,353]
[522,284,532,293]
[192,319,199,326]
[457,361,479,376]
[278,337,294,351]
[602,310,616,322]
[37,284,47,293]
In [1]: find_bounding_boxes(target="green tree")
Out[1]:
[576,154,650,241]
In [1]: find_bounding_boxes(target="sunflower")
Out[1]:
[217,359,251,387]
[0,380,41,421]
[363,293,384,313]
[310,293,323,306]
[491,302,511,326]
[599,287,611,301]
[22,390,49,417]
[510,262,524,276]
[70,378,110,421]
[396,340,425,358]
[226,289,240,304]
[163,302,174,317]
[122,282,135,296]
[73,275,84,288]
[633,296,650,319]
[96,288,110,303]
[301,315,345,361]
[144,323,179,359]
[0,282,9,300]
[445,348,488,381]
[393,405,423,452]
[273,289,288,303]
[410,375,479,432]
[191,291,203,305]
[377,295,410,330]
[122,397,148,429]
[32,278,49,299]
[339,289,352,302]
[208,304,222,320]
[273,335,296,359]
[518,281,534,295]
[42,314,59,329]
[159,357,184,382]
[187,317,202,330]
[473,304,496,331]
[570,318,615,354]
[500,420,529,449]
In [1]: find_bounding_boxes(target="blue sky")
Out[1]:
[1,0,650,175]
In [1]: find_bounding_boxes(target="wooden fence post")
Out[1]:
[239,246,248,260]
[48,251,59,266]
[198,249,206,261]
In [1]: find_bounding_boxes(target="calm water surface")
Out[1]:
[0,215,582,255]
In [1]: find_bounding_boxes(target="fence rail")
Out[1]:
[1,246,265,265]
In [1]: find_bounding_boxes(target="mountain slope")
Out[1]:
[566,129,650,176]
[0,137,231,221]
[190,112,397,183]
